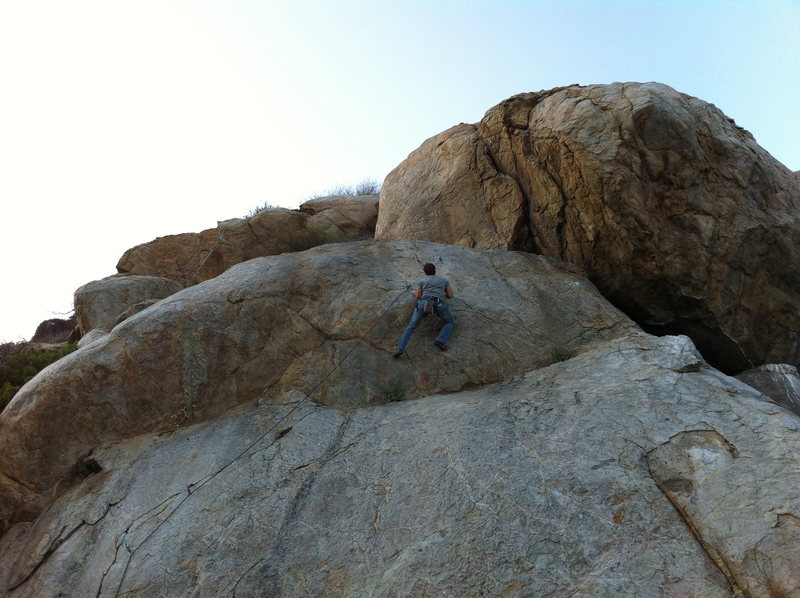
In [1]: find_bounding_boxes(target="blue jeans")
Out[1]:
[397,301,455,351]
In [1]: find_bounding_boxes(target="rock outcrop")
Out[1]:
[115,228,219,286]
[30,318,76,344]
[0,240,636,534]
[117,195,378,285]
[2,333,799,597]
[3,84,800,598]
[81,197,377,337]
[73,275,183,335]
[376,82,800,373]
[76,329,108,349]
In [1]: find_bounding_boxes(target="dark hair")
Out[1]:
[423,263,436,275]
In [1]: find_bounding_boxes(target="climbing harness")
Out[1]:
[418,298,435,314]
[112,283,412,597]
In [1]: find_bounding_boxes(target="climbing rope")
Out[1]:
[112,283,412,597]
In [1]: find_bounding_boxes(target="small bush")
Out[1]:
[246,179,381,218]
[0,343,78,412]
[308,178,381,201]
[382,379,405,403]
[353,179,381,196]
[0,383,18,412]
[245,202,281,218]
[550,347,571,363]
[0,342,24,363]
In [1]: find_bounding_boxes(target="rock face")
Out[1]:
[376,82,800,373]
[117,195,378,285]
[736,363,800,416]
[0,240,636,534]
[4,84,800,598]
[2,333,799,597]
[73,275,183,335]
[76,329,108,349]
[115,228,219,286]
[74,192,378,334]
[30,318,76,344]
[376,123,529,250]
[299,194,381,237]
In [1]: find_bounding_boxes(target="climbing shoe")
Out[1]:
[434,340,447,351]
[393,349,404,359]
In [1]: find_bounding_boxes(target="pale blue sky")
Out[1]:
[1,0,798,341]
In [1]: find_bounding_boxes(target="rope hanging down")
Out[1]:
[112,284,412,597]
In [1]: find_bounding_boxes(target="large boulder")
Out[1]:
[376,82,800,373]
[117,196,379,285]
[2,333,799,597]
[73,275,183,335]
[0,240,636,534]
[376,122,529,250]
[199,208,312,278]
[299,195,380,237]
[29,318,76,344]
[116,228,219,286]
[202,196,379,279]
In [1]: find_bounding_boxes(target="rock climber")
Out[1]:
[393,262,455,358]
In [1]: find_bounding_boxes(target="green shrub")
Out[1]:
[382,379,405,403]
[550,346,571,363]
[0,341,23,363]
[0,343,78,412]
[0,383,17,412]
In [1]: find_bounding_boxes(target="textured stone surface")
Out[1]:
[377,124,528,249]
[73,275,183,335]
[110,299,163,329]
[202,196,378,279]
[0,240,636,534]
[299,194,380,238]
[116,228,219,286]
[376,82,800,373]
[2,334,799,597]
[117,196,378,285]
[736,363,800,416]
[648,426,800,596]
[5,81,800,597]
[30,318,76,344]
[76,329,108,349]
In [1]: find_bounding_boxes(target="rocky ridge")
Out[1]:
[117,195,378,287]
[73,196,379,338]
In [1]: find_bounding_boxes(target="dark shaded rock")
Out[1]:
[30,318,76,344]
[736,363,800,416]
